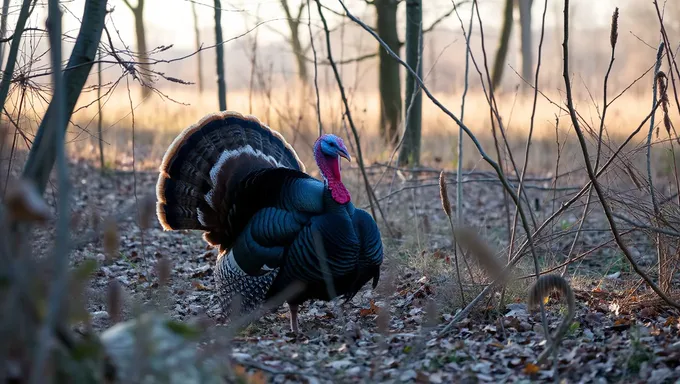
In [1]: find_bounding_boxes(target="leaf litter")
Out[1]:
[23,159,680,383]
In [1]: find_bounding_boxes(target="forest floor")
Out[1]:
[25,152,680,384]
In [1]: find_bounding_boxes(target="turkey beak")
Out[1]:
[338,149,352,163]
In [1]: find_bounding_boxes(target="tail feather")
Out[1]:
[156,111,305,244]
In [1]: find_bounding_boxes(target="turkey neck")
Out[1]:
[314,146,351,205]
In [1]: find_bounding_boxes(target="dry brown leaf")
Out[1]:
[523,363,540,375]
[107,279,122,324]
[360,300,380,317]
[192,281,210,291]
[138,193,156,230]
[156,257,172,287]
[103,217,119,261]
[3,178,52,223]
[663,317,676,327]
[233,364,247,377]
[248,370,267,384]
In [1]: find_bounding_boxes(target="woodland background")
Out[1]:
[1,0,680,382]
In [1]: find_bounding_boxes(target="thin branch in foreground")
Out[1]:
[30,0,70,379]
[336,0,544,337]
[306,0,322,136]
[561,0,680,310]
[561,7,620,277]
[316,0,393,238]
[439,102,662,333]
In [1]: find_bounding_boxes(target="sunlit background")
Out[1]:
[2,0,679,171]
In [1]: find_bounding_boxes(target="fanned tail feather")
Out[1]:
[156,111,305,250]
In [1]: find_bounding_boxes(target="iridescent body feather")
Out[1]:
[156,111,383,332]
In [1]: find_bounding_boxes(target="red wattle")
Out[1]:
[314,144,351,205]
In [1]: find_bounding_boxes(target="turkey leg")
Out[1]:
[289,303,300,333]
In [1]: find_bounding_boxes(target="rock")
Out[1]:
[91,311,109,321]
[90,253,106,263]
[519,321,532,332]
[399,369,417,381]
[189,304,204,315]
[100,312,223,384]
[346,366,361,375]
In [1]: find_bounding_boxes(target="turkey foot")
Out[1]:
[288,303,302,335]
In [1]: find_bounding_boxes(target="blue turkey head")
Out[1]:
[317,134,352,162]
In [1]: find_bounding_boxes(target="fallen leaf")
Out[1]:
[248,370,267,384]
[664,317,676,327]
[523,363,540,375]
[359,300,380,317]
[192,281,210,291]
[4,178,52,223]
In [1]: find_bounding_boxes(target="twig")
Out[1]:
[336,0,546,338]
[647,41,666,289]
[0,0,32,112]
[338,0,541,284]
[562,8,620,276]
[97,46,105,173]
[306,0,322,136]
[437,102,662,331]
[316,0,393,237]
[561,0,680,309]
[453,0,474,227]
[30,0,70,380]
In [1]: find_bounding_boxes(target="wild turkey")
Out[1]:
[155,111,383,332]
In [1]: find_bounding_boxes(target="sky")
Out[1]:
[41,0,623,51]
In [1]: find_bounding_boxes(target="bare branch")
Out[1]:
[121,0,134,11]
[302,51,377,65]
[561,0,680,309]
[422,0,470,34]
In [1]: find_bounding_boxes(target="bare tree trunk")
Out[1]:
[22,0,108,194]
[290,29,308,87]
[374,0,402,147]
[398,0,422,167]
[518,0,533,91]
[214,0,227,110]
[98,47,104,172]
[0,0,32,111]
[123,0,151,99]
[491,0,514,90]
[191,1,204,94]
[279,1,309,88]
[0,0,11,69]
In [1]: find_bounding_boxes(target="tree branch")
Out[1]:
[561,0,680,309]
[423,0,471,34]
[296,1,306,21]
[22,0,108,195]
[0,0,33,112]
[302,51,377,65]
[121,0,135,11]
[316,0,394,237]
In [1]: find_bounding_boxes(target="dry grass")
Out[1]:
[5,82,667,182]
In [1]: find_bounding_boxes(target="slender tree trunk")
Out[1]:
[279,1,308,89]
[398,0,422,166]
[97,47,104,172]
[518,0,533,91]
[191,1,203,93]
[0,0,32,112]
[22,0,108,194]
[491,0,514,90]
[214,0,227,110]
[122,0,150,99]
[0,0,11,69]
[289,26,308,86]
[133,5,150,98]
[374,0,402,147]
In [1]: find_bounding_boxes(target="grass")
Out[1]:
[1,82,668,178]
